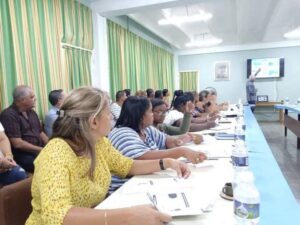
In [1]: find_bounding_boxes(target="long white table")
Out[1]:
[96,106,300,225]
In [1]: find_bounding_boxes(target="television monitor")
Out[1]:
[247,58,284,78]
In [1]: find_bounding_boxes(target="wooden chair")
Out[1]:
[0,177,32,225]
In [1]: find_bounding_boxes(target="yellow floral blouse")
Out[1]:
[26,138,133,225]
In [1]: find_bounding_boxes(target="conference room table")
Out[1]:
[96,106,300,225]
[274,104,300,149]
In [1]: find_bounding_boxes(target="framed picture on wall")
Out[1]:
[214,61,230,81]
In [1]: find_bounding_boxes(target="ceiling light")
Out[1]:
[284,28,300,39]
[158,10,212,26]
[186,37,222,48]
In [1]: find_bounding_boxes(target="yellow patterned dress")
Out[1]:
[26,138,133,225]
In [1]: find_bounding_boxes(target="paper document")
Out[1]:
[147,190,203,216]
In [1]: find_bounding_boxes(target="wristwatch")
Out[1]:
[159,159,165,170]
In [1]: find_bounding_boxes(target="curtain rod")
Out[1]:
[61,42,93,53]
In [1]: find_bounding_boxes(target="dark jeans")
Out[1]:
[0,166,27,185]
[248,101,256,112]
[13,150,37,173]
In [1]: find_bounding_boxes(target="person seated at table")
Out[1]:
[108,96,206,192]
[162,88,170,108]
[185,91,209,118]
[26,87,190,225]
[164,94,217,132]
[151,98,193,135]
[0,122,26,185]
[123,88,131,97]
[0,85,48,173]
[135,90,147,97]
[154,90,163,99]
[44,89,65,137]
[110,90,127,127]
[205,87,229,111]
[146,88,155,100]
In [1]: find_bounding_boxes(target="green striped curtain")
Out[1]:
[64,47,92,88]
[180,71,199,92]
[107,20,174,98]
[61,0,93,89]
[0,0,92,117]
[0,0,63,116]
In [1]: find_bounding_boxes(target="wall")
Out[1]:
[178,46,300,104]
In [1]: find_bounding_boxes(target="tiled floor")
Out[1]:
[258,121,300,203]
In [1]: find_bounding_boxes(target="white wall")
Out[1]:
[178,46,300,104]
[91,13,109,92]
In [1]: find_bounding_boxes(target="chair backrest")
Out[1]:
[0,177,32,225]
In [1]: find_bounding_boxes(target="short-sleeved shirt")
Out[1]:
[163,110,184,126]
[110,102,121,127]
[26,138,133,225]
[44,106,59,137]
[0,104,43,153]
[108,126,167,192]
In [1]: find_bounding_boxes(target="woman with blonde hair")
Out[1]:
[26,87,190,225]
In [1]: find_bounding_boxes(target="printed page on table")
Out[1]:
[147,190,204,217]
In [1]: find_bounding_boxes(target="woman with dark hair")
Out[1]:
[154,90,163,99]
[109,96,206,192]
[197,90,219,115]
[169,90,183,109]
[151,98,193,135]
[123,88,131,97]
[164,94,217,132]
[162,89,169,97]
[146,88,154,100]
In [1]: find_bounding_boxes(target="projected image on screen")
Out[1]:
[250,58,283,78]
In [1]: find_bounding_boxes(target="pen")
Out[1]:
[146,192,158,209]
[181,192,190,208]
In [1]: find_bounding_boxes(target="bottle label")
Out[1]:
[231,156,248,167]
[235,134,245,141]
[234,199,259,220]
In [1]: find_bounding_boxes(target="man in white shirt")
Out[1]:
[111,90,127,127]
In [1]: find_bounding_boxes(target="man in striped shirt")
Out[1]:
[110,90,127,128]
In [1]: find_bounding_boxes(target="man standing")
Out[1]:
[44,89,65,137]
[0,85,48,173]
[246,68,261,112]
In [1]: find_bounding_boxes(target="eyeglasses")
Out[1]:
[153,110,167,116]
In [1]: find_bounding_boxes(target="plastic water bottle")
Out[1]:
[236,116,246,131]
[231,140,248,169]
[232,167,249,193]
[285,97,290,105]
[237,99,243,116]
[235,124,246,141]
[234,170,260,225]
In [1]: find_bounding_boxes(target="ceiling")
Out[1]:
[80,0,300,50]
